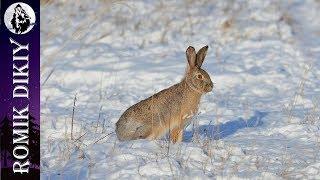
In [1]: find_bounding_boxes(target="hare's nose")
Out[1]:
[205,82,213,91]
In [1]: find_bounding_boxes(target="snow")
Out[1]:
[40,0,320,179]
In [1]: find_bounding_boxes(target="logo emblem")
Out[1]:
[4,2,36,34]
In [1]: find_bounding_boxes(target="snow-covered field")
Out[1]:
[40,0,320,179]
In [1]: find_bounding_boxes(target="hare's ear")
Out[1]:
[186,46,196,70]
[196,45,208,67]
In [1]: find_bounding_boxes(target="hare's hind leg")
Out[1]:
[136,124,154,139]
[116,117,152,141]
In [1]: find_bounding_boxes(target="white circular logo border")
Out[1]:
[4,2,36,35]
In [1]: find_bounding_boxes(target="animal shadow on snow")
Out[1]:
[183,111,268,142]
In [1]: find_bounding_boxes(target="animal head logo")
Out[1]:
[4,3,36,34]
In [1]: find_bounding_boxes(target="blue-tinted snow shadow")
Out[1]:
[183,111,268,142]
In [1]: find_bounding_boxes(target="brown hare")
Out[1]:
[116,46,213,143]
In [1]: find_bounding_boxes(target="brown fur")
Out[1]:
[116,46,213,143]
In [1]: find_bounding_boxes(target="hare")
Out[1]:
[116,45,213,143]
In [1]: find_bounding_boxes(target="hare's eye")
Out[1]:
[197,74,203,79]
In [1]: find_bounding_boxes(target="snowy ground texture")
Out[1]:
[40,0,320,179]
